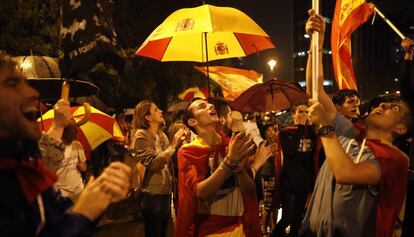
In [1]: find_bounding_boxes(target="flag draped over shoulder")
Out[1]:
[59,0,125,77]
[195,66,263,100]
[331,0,374,90]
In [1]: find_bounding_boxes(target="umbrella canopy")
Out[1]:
[136,4,274,96]
[28,78,99,100]
[38,105,124,157]
[135,4,274,62]
[14,56,61,78]
[231,78,309,113]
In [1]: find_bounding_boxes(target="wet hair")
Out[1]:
[332,89,360,106]
[132,100,153,130]
[182,97,206,134]
[208,97,230,118]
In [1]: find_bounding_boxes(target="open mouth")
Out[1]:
[209,110,217,116]
[23,108,40,122]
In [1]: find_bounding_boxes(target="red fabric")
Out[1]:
[175,133,261,237]
[234,33,275,56]
[331,0,374,89]
[365,140,408,237]
[196,214,242,236]
[352,123,408,237]
[135,37,172,61]
[0,157,57,204]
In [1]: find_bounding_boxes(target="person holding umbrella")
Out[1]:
[131,100,187,237]
[0,52,131,236]
[44,120,87,201]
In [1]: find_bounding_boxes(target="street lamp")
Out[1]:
[267,59,277,72]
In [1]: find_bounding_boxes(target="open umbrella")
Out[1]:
[135,4,275,95]
[27,78,99,100]
[38,105,124,158]
[13,56,99,100]
[231,78,309,113]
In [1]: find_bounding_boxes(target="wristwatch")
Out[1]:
[317,125,335,136]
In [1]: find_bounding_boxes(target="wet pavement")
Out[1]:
[90,199,174,237]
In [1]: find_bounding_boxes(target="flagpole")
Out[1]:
[312,0,320,100]
[373,6,406,40]
[203,32,211,98]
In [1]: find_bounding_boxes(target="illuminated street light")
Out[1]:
[267,59,277,72]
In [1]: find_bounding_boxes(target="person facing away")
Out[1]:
[52,122,87,200]
[131,100,186,237]
[301,10,412,237]
[0,52,131,237]
[175,98,262,237]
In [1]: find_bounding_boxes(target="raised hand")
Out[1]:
[53,99,73,128]
[402,38,414,60]
[253,140,278,169]
[72,162,131,220]
[307,99,332,127]
[227,132,256,162]
[305,9,326,47]
[170,127,189,148]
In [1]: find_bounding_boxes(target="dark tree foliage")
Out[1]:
[0,0,241,111]
[0,1,59,56]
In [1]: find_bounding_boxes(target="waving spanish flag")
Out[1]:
[331,0,374,90]
[195,66,263,100]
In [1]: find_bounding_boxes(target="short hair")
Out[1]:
[291,103,308,114]
[259,124,274,140]
[399,100,413,136]
[0,51,16,72]
[132,100,153,130]
[208,97,230,118]
[182,97,206,134]
[332,89,360,105]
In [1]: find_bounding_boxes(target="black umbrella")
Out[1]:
[28,78,99,100]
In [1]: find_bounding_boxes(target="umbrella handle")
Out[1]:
[61,80,91,126]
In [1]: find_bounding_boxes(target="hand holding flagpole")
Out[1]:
[311,0,320,100]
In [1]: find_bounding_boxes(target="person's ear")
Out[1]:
[144,114,152,122]
[187,118,198,128]
[393,123,408,136]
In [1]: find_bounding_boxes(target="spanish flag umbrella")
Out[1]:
[135,4,275,95]
[38,105,124,158]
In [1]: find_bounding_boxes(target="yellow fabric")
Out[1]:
[195,66,262,100]
[205,224,245,237]
[80,122,112,150]
[136,4,273,62]
[146,5,268,40]
[181,135,213,149]
[38,105,123,150]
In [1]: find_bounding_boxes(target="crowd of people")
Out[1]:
[0,9,413,237]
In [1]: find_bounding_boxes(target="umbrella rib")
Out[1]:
[160,37,173,61]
